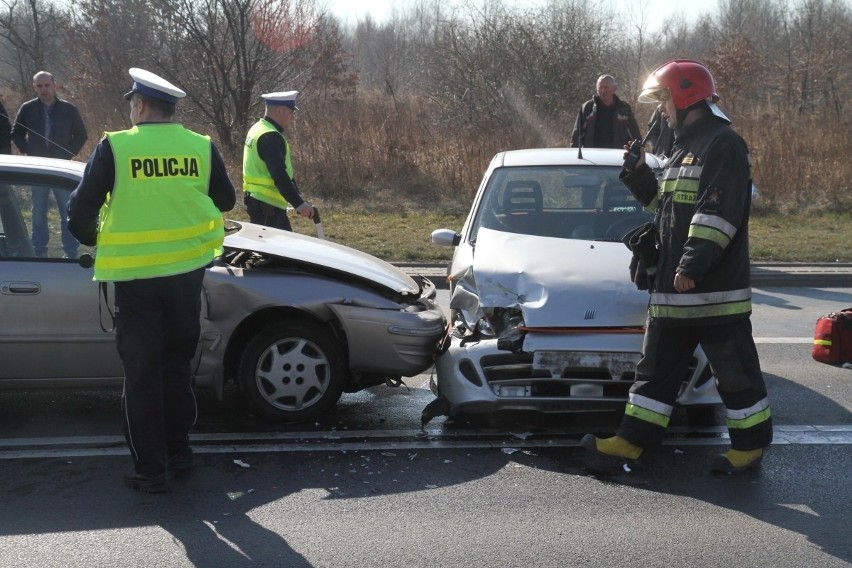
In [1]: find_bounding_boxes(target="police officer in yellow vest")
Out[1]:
[68,68,236,493]
[243,90,313,230]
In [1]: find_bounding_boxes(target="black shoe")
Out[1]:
[168,446,194,473]
[123,472,167,493]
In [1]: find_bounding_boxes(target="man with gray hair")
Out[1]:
[570,74,641,149]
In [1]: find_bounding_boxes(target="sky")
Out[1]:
[320,0,711,32]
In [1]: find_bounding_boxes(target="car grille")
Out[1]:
[479,351,637,401]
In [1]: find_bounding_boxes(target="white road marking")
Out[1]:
[754,337,813,344]
[1,425,850,459]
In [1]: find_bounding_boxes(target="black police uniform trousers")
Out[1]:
[245,194,292,231]
[115,267,205,477]
[618,317,773,451]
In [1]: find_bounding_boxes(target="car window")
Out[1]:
[471,165,652,242]
[0,182,90,260]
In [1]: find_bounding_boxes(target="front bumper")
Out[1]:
[432,329,720,415]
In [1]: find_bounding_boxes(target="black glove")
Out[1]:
[623,222,658,291]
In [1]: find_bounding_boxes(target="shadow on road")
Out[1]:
[0,441,510,566]
[530,369,852,566]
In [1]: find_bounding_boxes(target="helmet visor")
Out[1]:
[638,85,669,104]
[638,73,669,104]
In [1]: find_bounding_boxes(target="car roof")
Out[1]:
[0,154,86,182]
[493,147,666,169]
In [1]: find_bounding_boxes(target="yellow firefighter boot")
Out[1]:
[712,448,764,473]
[581,434,643,460]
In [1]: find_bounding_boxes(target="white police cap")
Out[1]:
[262,91,299,110]
[124,68,186,105]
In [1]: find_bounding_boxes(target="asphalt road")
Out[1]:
[0,286,850,567]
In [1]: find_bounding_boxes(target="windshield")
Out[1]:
[471,165,653,242]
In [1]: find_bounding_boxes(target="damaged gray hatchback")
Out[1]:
[427,148,720,424]
[0,155,446,422]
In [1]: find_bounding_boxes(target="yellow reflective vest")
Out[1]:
[94,123,223,282]
[242,119,293,210]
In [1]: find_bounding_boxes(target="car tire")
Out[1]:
[238,321,345,422]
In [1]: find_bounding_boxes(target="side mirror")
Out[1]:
[431,228,461,247]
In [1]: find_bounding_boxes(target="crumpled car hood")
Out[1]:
[454,228,648,327]
[224,221,420,294]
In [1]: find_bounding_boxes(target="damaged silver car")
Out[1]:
[426,148,720,424]
[0,155,446,422]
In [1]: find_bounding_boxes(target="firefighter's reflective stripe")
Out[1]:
[689,213,737,248]
[660,176,698,205]
[660,164,704,181]
[726,397,772,430]
[624,393,673,428]
[649,287,752,319]
[813,338,832,347]
[659,166,701,207]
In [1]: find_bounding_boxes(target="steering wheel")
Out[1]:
[604,216,650,241]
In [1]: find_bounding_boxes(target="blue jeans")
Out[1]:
[31,187,79,258]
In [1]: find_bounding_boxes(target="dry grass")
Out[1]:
[289,207,462,262]
[749,211,852,262]
[217,90,851,264]
[739,109,852,214]
[281,206,852,263]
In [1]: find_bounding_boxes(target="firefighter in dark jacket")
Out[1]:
[570,74,641,149]
[581,60,772,473]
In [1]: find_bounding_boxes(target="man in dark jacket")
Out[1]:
[570,74,641,149]
[12,71,88,257]
[581,60,772,474]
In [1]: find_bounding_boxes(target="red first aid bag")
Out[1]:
[812,308,852,366]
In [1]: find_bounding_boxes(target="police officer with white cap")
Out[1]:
[68,68,236,493]
[242,90,313,230]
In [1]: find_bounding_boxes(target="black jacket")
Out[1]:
[570,95,641,149]
[11,97,88,159]
[620,111,753,325]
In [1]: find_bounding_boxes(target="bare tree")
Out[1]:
[421,0,616,142]
[0,0,66,91]
[780,0,851,116]
[127,0,354,157]
[66,0,164,132]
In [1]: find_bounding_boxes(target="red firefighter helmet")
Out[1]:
[638,59,719,110]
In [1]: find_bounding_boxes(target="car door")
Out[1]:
[0,172,124,385]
